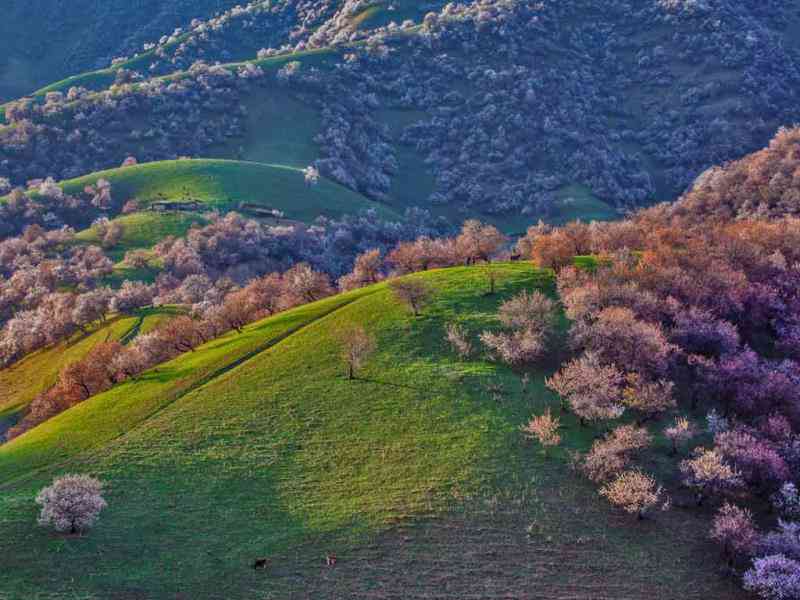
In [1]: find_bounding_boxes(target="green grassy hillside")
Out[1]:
[63,159,396,221]
[0,265,743,599]
[0,308,176,424]
[64,158,400,265]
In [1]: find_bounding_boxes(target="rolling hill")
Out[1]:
[2,0,799,227]
[63,159,395,222]
[0,308,177,433]
[0,265,744,599]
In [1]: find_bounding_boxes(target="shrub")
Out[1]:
[521,409,561,455]
[36,474,107,534]
[600,470,662,519]
[710,503,758,564]
[743,554,800,600]
[445,323,473,359]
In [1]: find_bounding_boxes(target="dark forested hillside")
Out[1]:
[2,0,800,223]
[0,0,242,101]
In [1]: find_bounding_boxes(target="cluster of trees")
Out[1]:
[5,218,511,438]
[4,0,798,219]
[277,0,800,217]
[7,261,335,439]
[512,173,800,596]
[0,197,454,369]
[0,60,265,185]
[0,177,123,239]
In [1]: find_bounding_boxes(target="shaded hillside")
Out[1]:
[1,0,800,223]
[0,0,243,101]
[657,126,800,224]
[0,265,744,599]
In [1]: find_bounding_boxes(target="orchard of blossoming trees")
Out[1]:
[509,143,800,597]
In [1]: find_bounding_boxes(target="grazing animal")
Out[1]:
[326,554,337,567]
[252,558,269,570]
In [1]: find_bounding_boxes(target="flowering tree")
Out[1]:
[481,328,548,366]
[772,483,800,520]
[481,290,557,366]
[664,416,697,456]
[337,325,376,380]
[759,520,800,561]
[622,374,676,423]
[710,503,758,565]
[715,429,789,490]
[743,554,800,600]
[303,165,320,186]
[339,249,384,291]
[454,220,507,265]
[580,424,652,483]
[521,409,561,456]
[600,470,662,519]
[388,278,433,317]
[36,474,107,534]
[680,448,743,506]
[546,352,625,426]
[570,307,675,379]
[497,291,556,334]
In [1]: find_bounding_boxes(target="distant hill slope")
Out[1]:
[0,265,744,599]
[0,0,242,101]
[62,159,400,282]
[62,159,395,221]
[2,0,800,225]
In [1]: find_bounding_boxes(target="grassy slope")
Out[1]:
[74,211,208,263]
[62,159,397,221]
[0,264,742,599]
[0,309,174,422]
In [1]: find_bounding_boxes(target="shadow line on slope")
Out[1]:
[0,288,383,489]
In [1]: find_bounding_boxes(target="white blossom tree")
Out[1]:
[36,474,107,534]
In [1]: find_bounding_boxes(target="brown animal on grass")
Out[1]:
[252,558,269,570]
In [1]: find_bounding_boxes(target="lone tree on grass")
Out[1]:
[389,278,433,317]
[337,325,376,380]
[36,474,107,535]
